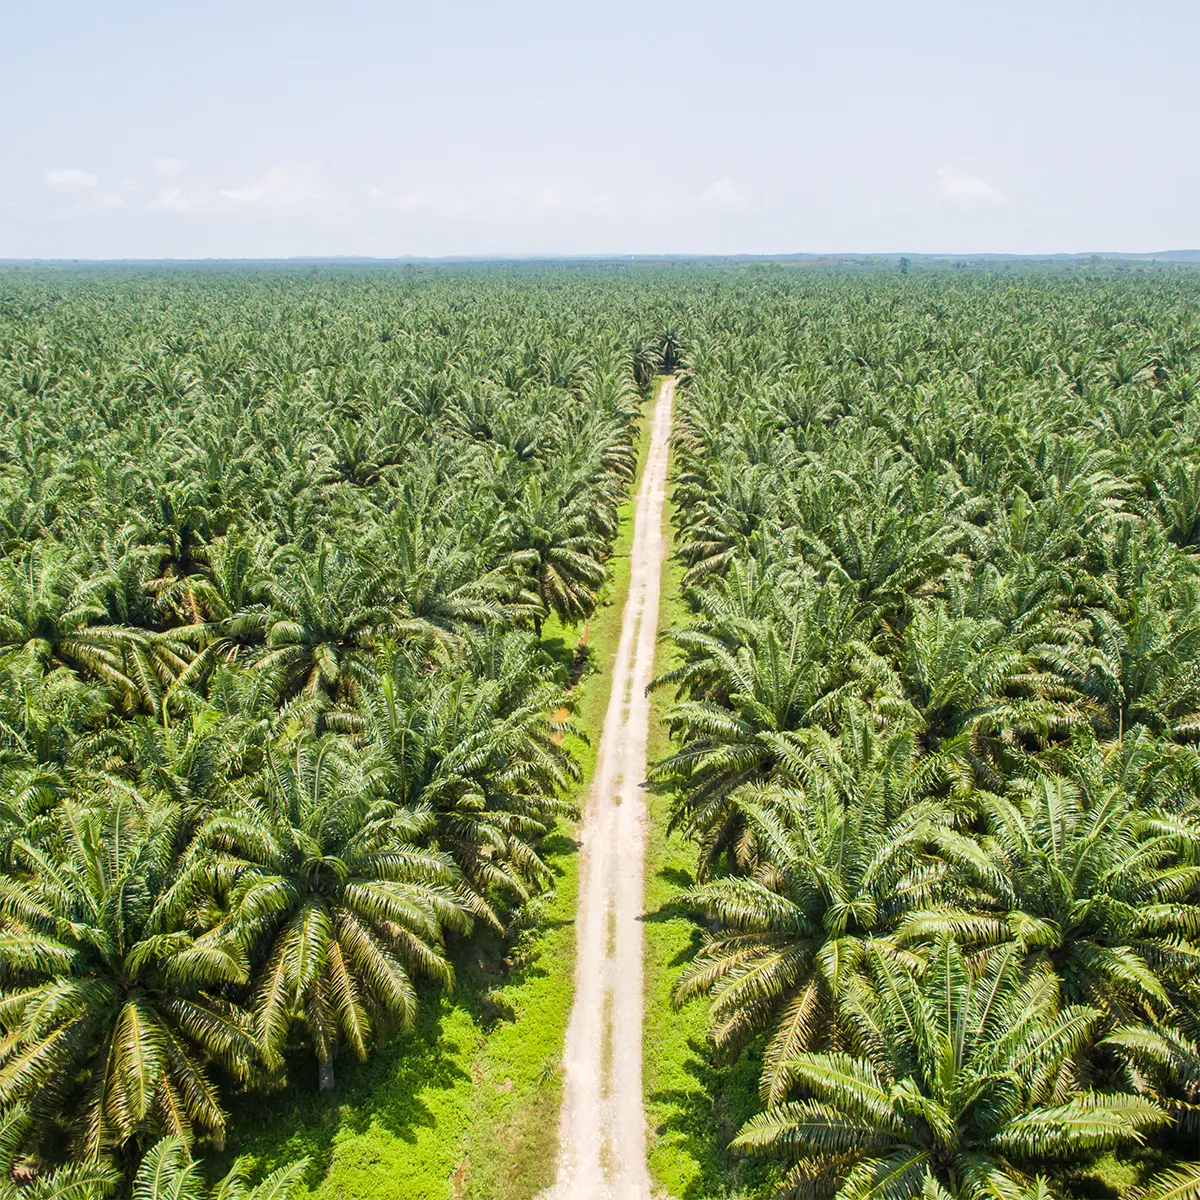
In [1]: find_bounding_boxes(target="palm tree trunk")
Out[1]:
[318,1052,335,1091]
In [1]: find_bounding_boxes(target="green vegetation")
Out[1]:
[223,374,667,1200]
[2,264,1199,1200]
[651,269,1200,1198]
[643,453,773,1200]
[0,1105,309,1200]
[0,270,677,1193]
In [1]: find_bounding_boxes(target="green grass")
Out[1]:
[217,385,660,1200]
[219,794,577,1200]
[642,384,776,1200]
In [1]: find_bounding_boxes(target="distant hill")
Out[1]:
[1098,250,1197,262]
[814,250,1199,263]
[2,250,1197,266]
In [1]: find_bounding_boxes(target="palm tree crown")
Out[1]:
[734,938,1166,1199]
[0,797,256,1158]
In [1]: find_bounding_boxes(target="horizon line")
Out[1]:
[3,249,1198,266]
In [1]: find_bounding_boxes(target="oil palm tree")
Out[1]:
[675,782,987,1104]
[374,517,519,636]
[0,543,153,708]
[350,661,577,898]
[253,543,392,708]
[650,605,887,876]
[798,505,970,633]
[122,1134,307,1200]
[897,604,1083,781]
[1039,583,1200,744]
[136,485,214,625]
[900,771,1200,1024]
[732,937,1166,1198]
[1136,1162,1200,1200]
[0,1105,118,1200]
[168,532,271,696]
[0,797,256,1159]
[673,461,784,587]
[498,475,606,633]
[0,653,111,772]
[205,739,489,1089]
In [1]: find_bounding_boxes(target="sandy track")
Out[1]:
[545,377,675,1200]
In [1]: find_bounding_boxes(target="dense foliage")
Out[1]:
[0,269,668,1185]
[3,263,1199,1199]
[655,269,1200,1198]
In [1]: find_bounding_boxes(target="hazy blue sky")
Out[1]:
[2,1,1196,258]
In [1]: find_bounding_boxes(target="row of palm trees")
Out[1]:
[0,270,679,1188]
[655,270,1200,1198]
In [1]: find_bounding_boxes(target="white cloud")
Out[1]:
[369,179,612,218]
[144,167,345,219]
[937,167,1004,205]
[44,168,98,188]
[220,166,343,216]
[143,172,741,228]
[390,189,436,214]
[37,176,123,218]
[149,187,206,213]
[153,157,182,174]
[494,180,612,215]
[699,178,750,208]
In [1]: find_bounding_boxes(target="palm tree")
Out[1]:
[350,659,578,899]
[732,937,1166,1199]
[318,413,411,488]
[0,543,156,709]
[798,504,970,634]
[124,1135,307,1200]
[899,772,1200,1024]
[897,604,1079,773]
[0,797,256,1159]
[253,543,391,708]
[168,532,271,696]
[0,1105,118,1200]
[1136,1162,1200,1200]
[1151,460,1200,551]
[136,484,214,625]
[658,560,885,699]
[0,653,110,771]
[374,517,518,637]
[205,739,488,1089]
[1101,1020,1200,1137]
[673,461,783,588]
[655,327,686,375]
[498,475,606,633]
[675,782,986,1104]
[650,599,887,876]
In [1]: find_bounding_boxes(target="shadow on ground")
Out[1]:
[648,1035,777,1200]
[215,829,580,1197]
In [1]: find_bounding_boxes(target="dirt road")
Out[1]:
[547,377,675,1200]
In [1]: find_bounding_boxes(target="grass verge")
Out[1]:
[218,383,660,1200]
[642,386,776,1200]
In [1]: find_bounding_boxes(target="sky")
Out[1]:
[1,0,1196,259]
